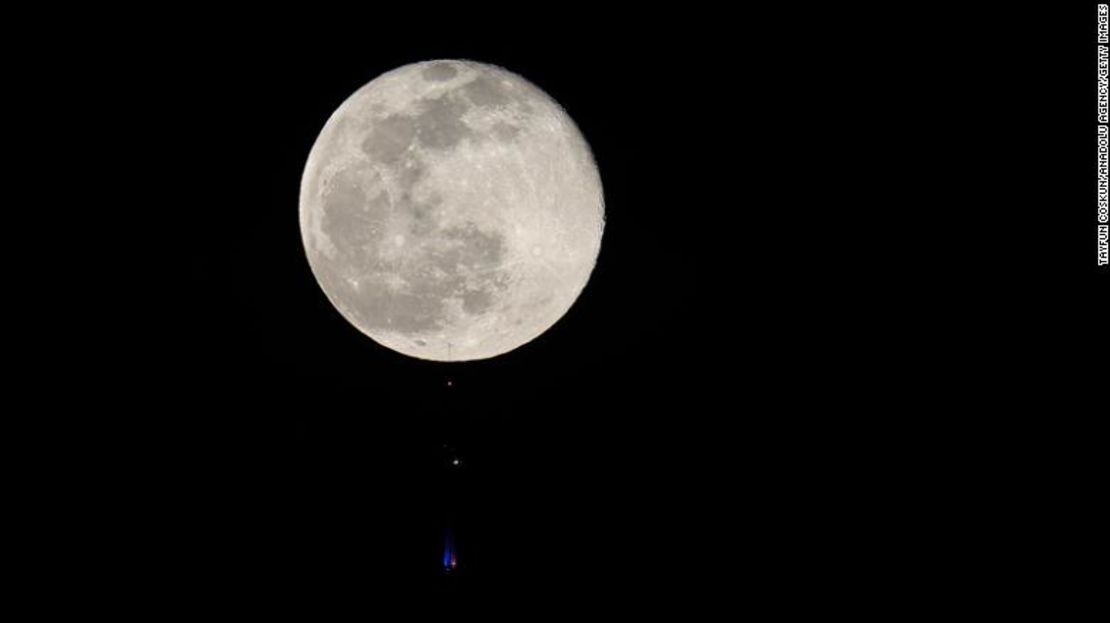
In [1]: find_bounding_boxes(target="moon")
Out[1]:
[299,60,604,361]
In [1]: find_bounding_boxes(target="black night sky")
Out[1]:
[164,14,722,607]
[33,5,1106,615]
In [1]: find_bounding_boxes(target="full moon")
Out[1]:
[300,60,604,361]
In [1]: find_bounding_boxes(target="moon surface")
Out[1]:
[299,60,604,361]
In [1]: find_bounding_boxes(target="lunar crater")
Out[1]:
[421,62,458,82]
[414,95,471,150]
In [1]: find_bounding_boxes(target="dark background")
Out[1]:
[145,14,738,609]
[19,5,1106,614]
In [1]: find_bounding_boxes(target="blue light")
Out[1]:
[443,528,455,571]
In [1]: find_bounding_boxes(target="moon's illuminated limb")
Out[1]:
[299,60,604,361]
